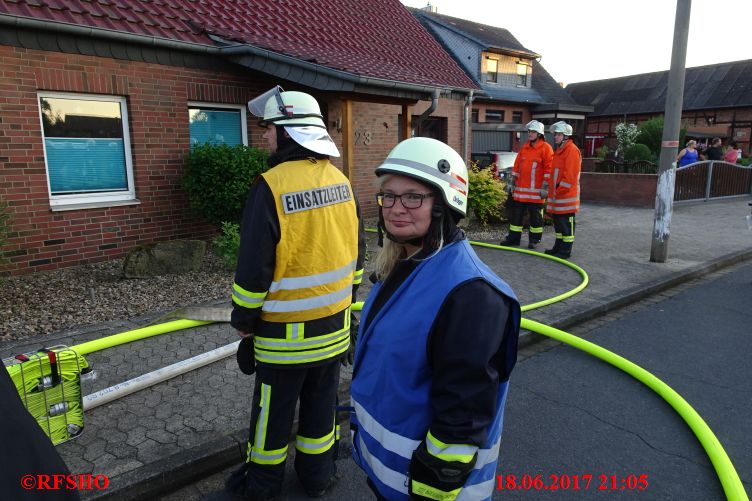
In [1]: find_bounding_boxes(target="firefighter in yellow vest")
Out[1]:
[545,121,581,259]
[500,120,553,249]
[227,86,365,500]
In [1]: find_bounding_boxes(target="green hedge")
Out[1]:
[468,165,507,225]
[183,144,269,226]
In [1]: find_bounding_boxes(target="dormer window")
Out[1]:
[486,56,499,83]
[516,62,530,86]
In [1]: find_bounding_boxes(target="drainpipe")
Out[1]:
[462,90,474,161]
[412,88,441,135]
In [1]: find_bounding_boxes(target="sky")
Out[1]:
[399,0,752,85]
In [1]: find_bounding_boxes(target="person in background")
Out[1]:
[677,140,699,167]
[227,86,365,500]
[350,137,521,501]
[544,121,581,259]
[500,120,554,250]
[704,137,723,161]
[724,141,739,163]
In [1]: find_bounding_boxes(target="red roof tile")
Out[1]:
[0,0,477,90]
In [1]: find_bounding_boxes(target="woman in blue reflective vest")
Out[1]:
[350,137,521,500]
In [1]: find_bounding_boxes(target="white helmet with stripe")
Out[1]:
[550,121,573,136]
[248,85,326,128]
[526,120,545,135]
[375,137,468,217]
[248,86,339,156]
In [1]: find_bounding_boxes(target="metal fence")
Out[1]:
[675,160,752,202]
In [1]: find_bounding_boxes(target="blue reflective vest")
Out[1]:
[351,240,519,500]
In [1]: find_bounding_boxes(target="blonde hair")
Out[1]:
[686,140,696,148]
[373,238,406,280]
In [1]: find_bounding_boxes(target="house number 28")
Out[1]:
[354,129,372,146]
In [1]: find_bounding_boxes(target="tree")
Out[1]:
[635,116,688,159]
[614,122,639,161]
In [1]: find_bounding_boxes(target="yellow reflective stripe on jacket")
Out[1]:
[232,283,267,309]
[411,479,461,501]
[295,427,335,455]
[353,268,364,285]
[269,260,356,292]
[247,384,288,465]
[255,336,349,364]
[426,431,478,464]
[255,325,349,352]
[262,283,352,314]
[286,322,304,340]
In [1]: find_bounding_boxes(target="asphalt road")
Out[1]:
[166,262,752,501]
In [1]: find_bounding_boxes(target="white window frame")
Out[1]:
[187,101,248,146]
[38,92,136,209]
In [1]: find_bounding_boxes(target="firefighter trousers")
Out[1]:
[243,359,340,496]
[505,200,544,243]
[550,213,576,255]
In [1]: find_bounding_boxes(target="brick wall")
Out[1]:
[0,44,467,275]
[580,172,657,207]
[0,44,275,276]
[327,98,466,220]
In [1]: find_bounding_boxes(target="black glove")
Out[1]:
[236,336,255,375]
[342,313,359,366]
[505,179,515,195]
[408,440,476,500]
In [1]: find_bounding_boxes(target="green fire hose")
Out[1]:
[4,237,747,499]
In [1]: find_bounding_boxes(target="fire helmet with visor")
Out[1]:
[248,86,339,157]
[525,120,545,135]
[375,137,468,218]
[550,121,573,136]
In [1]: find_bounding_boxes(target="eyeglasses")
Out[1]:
[376,192,434,209]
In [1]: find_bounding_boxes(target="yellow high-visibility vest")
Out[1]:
[260,159,359,323]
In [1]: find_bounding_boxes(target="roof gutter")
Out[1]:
[0,14,475,98]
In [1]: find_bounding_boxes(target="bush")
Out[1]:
[213,221,241,269]
[595,145,610,160]
[635,116,687,159]
[183,144,269,226]
[625,143,653,162]
[467,164,507,225]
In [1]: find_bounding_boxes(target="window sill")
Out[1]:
[50,199,141,212]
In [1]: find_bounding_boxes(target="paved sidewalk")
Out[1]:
[2,197,751,500]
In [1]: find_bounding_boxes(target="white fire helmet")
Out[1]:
[526,120,545,135]
[375,137,468,217]
[248,86,339,156]
[550,121,573,136]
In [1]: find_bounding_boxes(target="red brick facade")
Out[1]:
[0,44,466,275]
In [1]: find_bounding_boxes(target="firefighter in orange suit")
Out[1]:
[544,121,581,259]
[226,86,365,500]
[500,120,553,249]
